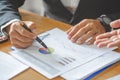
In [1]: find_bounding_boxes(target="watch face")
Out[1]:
[103,16,111,24]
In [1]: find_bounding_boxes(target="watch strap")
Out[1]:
[97,15,112,32]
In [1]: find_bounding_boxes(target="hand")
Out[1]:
[94,19,120,48]
[66,19,105,45]
[0,35,8,43]
[94,30,120,48]
[6,21,37,48]
[110,19,120,28]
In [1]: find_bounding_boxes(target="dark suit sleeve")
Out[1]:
[0,0,25,27]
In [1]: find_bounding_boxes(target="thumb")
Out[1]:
[110,19,120,28]
[24,21,37,34]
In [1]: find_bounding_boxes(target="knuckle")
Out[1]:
[27,21,36,27]
[80,39,85,42]
[74,35,80,40]
[29,21,35,27]
[22,43,31,48]
[74,25,80,30]
[22,46,28,48]
[9,30,15,36]
[21,29,26,34]
[83,19,89,22]
[31,22,35,26]
[25,38,33,43]
[81,27,88,31]
[11,41,17,47]
[13,44,18,47]
[11,22,19,28]
[81,35,88,41]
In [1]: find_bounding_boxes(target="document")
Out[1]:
[10,28,116,79]
[107,74,120,80]
[0,51,29,80]
[61,51,120,80]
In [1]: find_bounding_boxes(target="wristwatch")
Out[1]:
[97,15,112,32]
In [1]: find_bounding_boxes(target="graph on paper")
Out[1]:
[10,28,116,79]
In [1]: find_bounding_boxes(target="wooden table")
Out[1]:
[0,9,120,80]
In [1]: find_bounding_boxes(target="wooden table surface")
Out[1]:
[0,9,120,80]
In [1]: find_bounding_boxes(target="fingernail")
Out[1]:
[87,42,91,45]
[71,39,76,43]
[97,45,102,48]
[86,43,90,45]
[33,36,37,39]
[33,29,37,34]
[107,45,111,48]
[77,40,82,44]
[68,36,71,39]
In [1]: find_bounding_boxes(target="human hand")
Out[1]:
[66,19,105,45]
[110,19,120,28]
[0,35,8,43]
[6,21,37,48]
[94,19,120,48]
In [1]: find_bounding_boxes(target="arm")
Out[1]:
[0,0,37,48]
[0,0,25,27]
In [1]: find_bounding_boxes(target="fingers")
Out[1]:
[11,38,33,48]
[95,33,120,48]
[110,19,120,28]
[94,38,109,45]
[66,19,105,45]
[95,39,113,48]
[23,21,37,34]
[9,21,37,48]
[107,39,120,48]
[67,19,89,39]
[94,29,120,48]
[70,24,91,43]
[66,27,72,34]
[95,38,120,48]
[86,34,98,45]
[12,22,36,39]
[10,30,33,43]
[96,30,117,40]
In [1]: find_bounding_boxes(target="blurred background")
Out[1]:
[21,0,45,16]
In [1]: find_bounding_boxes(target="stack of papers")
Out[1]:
[10,28,120,79]
[61,51,120,80]
[0,51,29,80]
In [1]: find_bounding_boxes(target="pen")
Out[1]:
[20,21,48,49]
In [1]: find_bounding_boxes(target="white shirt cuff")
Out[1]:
[0,19,20,36]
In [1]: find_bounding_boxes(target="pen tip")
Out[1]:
[47,49,51,54]
[47,47,54,54]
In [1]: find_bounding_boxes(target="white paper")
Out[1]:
[107,74,120,80]
[0,51,29,80]
[61,51,120,80]
[10,28,116,79]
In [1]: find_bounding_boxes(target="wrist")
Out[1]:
[97,15,112,32]
[96,19,106,32]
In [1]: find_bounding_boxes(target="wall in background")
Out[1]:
[21,0,45,16]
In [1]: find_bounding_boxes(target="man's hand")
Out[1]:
[66,19,105,45]
[6,21,37,48]
[94,19,120,48]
